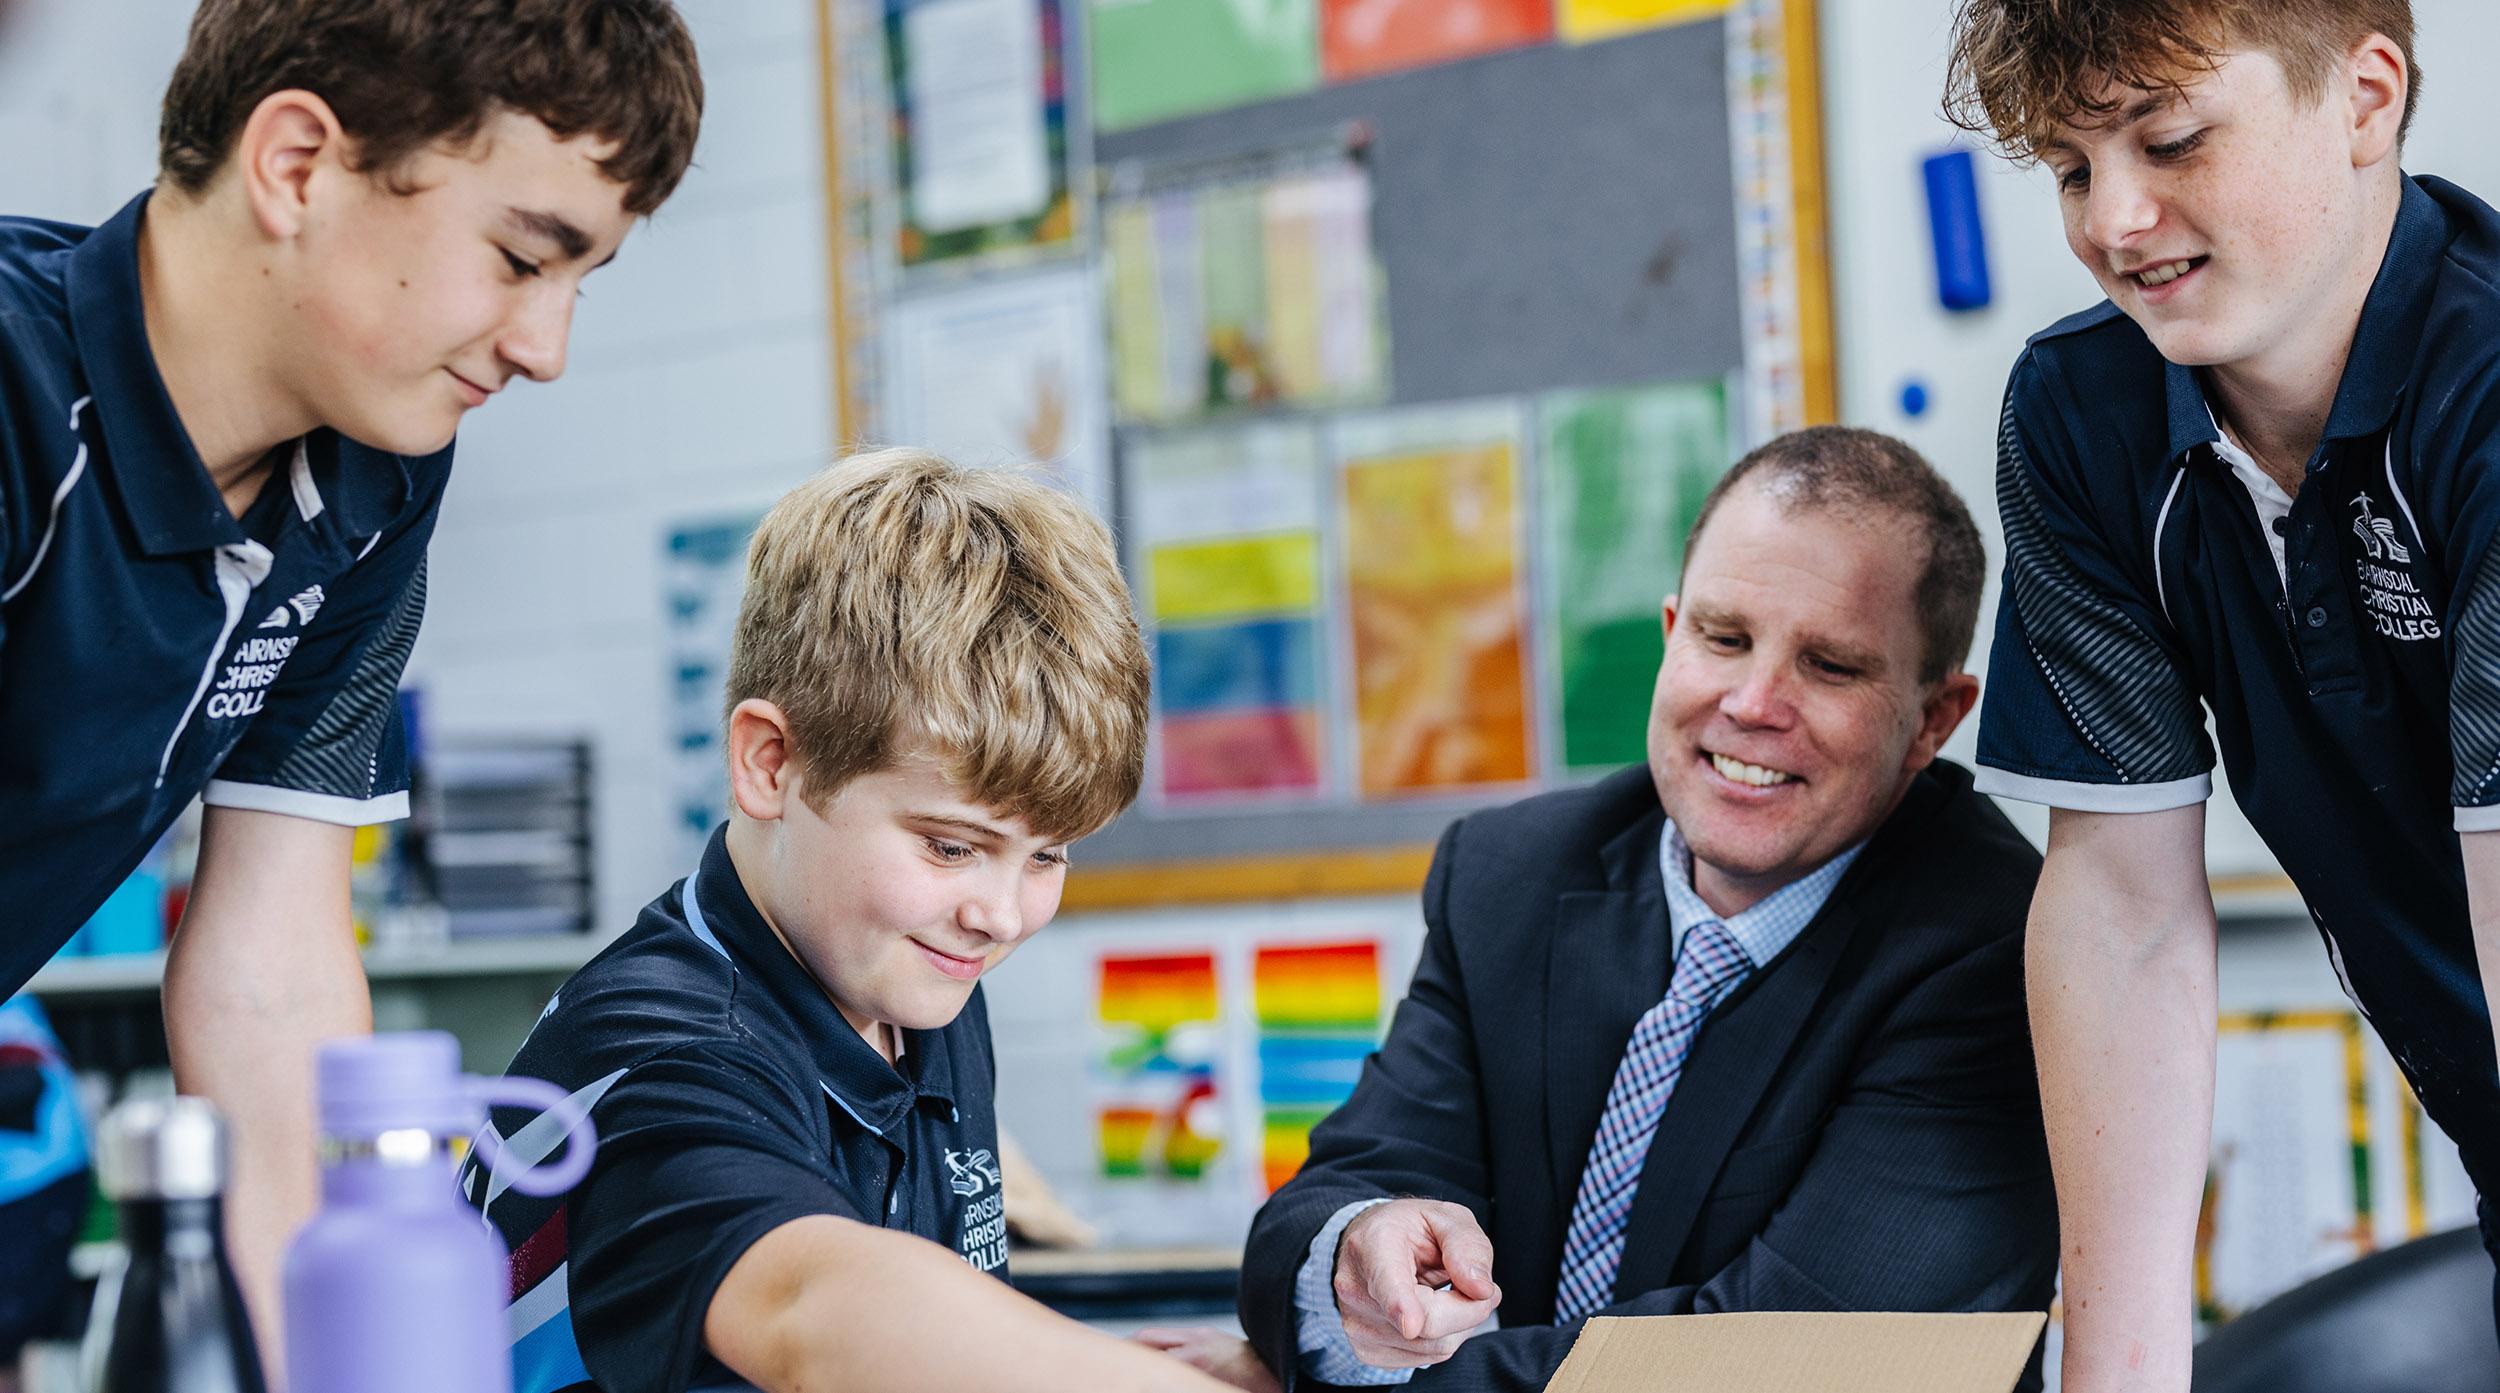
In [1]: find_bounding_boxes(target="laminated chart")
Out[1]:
[1253,941,1382,1192]
[1095,952,1226,1179]
[2195,1011,2373,1324]
[1540,383,1731,772]
[1128,425,1329,801]
[1337,403,1536,797]
[1318,0,1552,83]
[1103,152,1383,425]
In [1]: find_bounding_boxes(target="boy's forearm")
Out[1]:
[710,1216,1239,1393]
[2027,832,2217,1393]
[166,808,371,1385]
[2459,834,2500,1090]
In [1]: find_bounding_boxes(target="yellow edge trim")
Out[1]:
[1781,0,1837,425]
[1062,846,1438,910]
[815,0,861,446]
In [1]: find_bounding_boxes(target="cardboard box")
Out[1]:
[1544,1311,2048,1393]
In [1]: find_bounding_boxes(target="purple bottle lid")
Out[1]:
[317,1031,476,1140]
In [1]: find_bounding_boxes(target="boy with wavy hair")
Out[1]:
[469,451,1263,1393]
[1945,3,2500,1390]
[0,0,700,1345]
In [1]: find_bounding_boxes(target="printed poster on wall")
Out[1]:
[1126,423,1330,803]
[1089,0,1320,132]
[1103,155,1383,426]
[1334,402,1536,798]
[1556,0,1727,43]
[887,0,1075,266]
[2197,1011,2373,1324]
[661,516,761,867]
[1318,0,1551,82]
[1539,382,1730,774]
[882,267,1112,516]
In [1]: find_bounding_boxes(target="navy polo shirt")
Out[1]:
[464,826,1007,1393]
[1977,174,2500,1181]
[0,190,450,989]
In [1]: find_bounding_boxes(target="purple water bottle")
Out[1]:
[281,1032,593,1393]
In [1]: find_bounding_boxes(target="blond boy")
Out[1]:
[466,452,1254,1393]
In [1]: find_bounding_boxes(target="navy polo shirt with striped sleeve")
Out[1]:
[1976,173,2500,1206]
[463,825,1007,1393]
[0,190,449,990]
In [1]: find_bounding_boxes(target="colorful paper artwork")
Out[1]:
[1087,0,1320,133]
[1253,941,1381,1191]
[1318,0,1552,82]
[1337,406,1536,797]
[886,0,1074,266]
[1556,0,1728,44]
[1094,952,1226,1179]
[1541,383,1730,772]
[1103,158,1382,426]
[1128,425,1330,801]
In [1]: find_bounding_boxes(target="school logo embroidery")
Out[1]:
[255,585,327,630]
[948,1147,1009,1273]
[2351,496,2411,563]
[2351,492,2440,642]
[945,1147,1002,1197]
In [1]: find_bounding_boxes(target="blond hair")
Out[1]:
[725,449,1149,843]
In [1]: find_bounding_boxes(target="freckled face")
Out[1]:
[2040,50,2379,370]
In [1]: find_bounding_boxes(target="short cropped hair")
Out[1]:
[160,0,704,216]
[1943,0,2418,163]
[725,450,1150,844]
[1683,426,1986,685]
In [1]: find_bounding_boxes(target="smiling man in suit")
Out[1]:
[1231,426,2057,1392]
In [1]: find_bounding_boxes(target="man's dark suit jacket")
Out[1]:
[1238,759,2058,1392]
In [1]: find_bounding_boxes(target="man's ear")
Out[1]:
[1907,672,1983,771]
[727,698,799,822]
[2346,30,2408,168]
[1660,593,1680,643]
[232,89,349,241]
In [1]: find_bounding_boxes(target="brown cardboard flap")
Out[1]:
[1544,1311,2049,1393]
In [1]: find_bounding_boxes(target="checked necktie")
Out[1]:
[1552,919,1751,1323]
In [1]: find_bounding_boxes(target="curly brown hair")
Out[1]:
[1943,0,2417,163]
[160,0,703,216]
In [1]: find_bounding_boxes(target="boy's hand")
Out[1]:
[1331,1197,1501,1369]
[1131,1328,1279,1393]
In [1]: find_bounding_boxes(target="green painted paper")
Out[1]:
[1089,0,1319,132]
[1542,382,1730,772]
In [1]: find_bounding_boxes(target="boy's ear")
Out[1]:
[727,698,799,823]
[232,89,349,241]
[2346,30,2408,167]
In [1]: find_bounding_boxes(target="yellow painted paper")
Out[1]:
[1149,534,1322,623]
[1342,441,1533,794]
[1558,0,1728,44]
[1106,201,1167,420]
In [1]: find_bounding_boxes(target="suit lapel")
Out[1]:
[1544,807,1671,1224]
[1608,894,1864,1299]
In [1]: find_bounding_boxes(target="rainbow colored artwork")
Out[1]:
[1254,941,1382,1192]
[1096,951,1224,1181]
[1254,941,1381,1030]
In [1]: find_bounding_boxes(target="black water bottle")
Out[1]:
[83,1097,267,1393]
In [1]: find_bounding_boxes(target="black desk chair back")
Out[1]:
[2192,1226,2499,1393]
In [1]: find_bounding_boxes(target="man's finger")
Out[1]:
[1422,1205,1501,1303]
[1407,1285,1499,1342]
